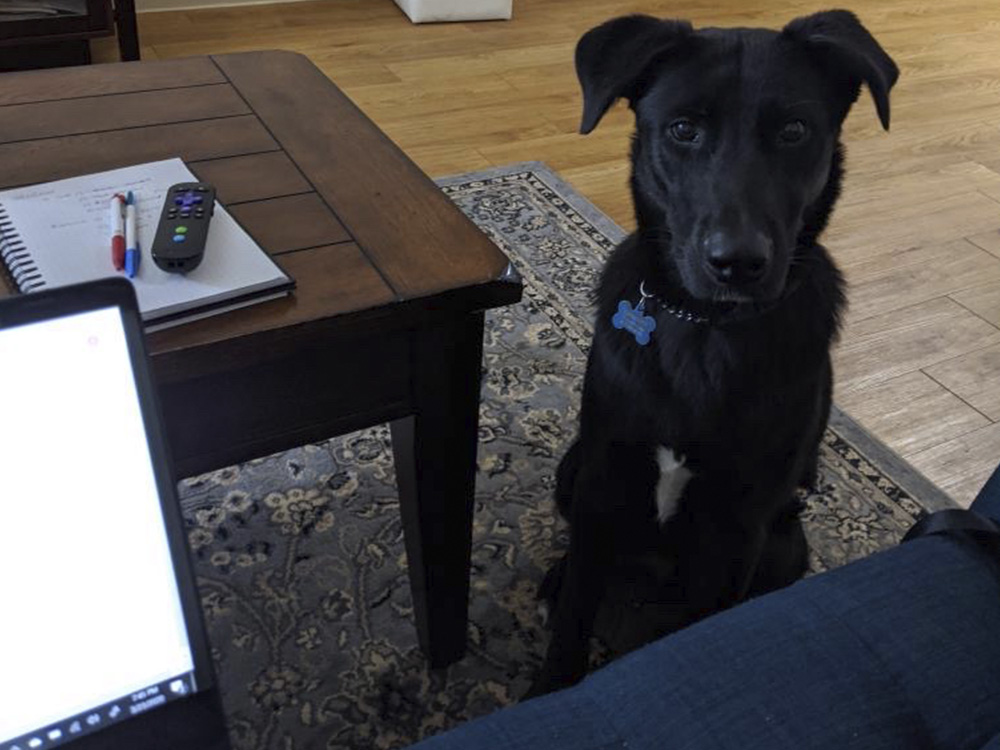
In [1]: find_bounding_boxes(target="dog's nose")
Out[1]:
[703,231,771,286]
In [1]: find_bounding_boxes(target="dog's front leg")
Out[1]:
[671,478,778,623]
[526,468,615,698]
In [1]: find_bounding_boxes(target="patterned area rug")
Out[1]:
[177,163,955,750]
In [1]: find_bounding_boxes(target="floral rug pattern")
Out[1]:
[177,163,953,750]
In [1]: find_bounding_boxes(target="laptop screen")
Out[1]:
[0,305,198,749]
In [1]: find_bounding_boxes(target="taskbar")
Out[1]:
[4,671,197,750]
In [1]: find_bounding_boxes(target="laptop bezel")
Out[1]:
[0,277,217,731]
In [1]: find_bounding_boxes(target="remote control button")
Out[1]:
[195,187,208,192]
[174,197,184,206]
[193,196,204,204]
[175,226,188,233]
[173,234,186,243]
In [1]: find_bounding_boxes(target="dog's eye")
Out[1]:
[779,119,808,144]
[669,119,701,144]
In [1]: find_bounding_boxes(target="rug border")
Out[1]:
[828,407,957,511]
[438,161,960,514]
[437,160,629,245]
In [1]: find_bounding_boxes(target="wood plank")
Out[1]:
[477,126,634,175]
[827,191,1000,267]
[0,84,249,144]
[385,43,574,84]
[967,228,1000,259]
[951,281,1000,327]
[377,100,564,150]
[905,421,1000,508]
[975,157,1000,180]
[0,116,277,188]
[924,343,1000,421]
[302,60,401,89]
[228,193,351,255]
[149,241,396,358]
[500,61,584,98]
[213,51,511,300]
[841,86,1000,144]
[834,370,991,457]
[836,120,1000,181]
[833,297,1000,395]
[188,151,312,205]
[836,161,1000,212]
[404,144,494,179]
[0,57,224,106]
[843,238,1000,323]
[558,161,636,232]
[345,76,516,117]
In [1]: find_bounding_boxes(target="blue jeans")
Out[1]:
[409,469,1000,750]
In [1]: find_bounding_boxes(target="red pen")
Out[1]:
[110,193,126,271]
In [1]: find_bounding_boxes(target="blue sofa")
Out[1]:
[409,469,1000,750]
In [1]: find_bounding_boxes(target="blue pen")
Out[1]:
[124,190,140,278]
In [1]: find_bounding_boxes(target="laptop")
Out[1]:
[0,278,231,750]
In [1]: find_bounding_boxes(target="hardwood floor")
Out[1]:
[99,0,1000,506]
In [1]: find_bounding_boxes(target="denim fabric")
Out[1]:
[408,467,1000,750]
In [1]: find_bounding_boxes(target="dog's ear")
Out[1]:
[782,9,899,130]
[575,15,693,135]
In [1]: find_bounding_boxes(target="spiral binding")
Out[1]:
[0,203,45,293]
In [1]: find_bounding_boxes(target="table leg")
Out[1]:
[391,312,485,668]
[114,0,141,61]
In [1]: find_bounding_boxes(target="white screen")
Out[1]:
[0,306,194,743]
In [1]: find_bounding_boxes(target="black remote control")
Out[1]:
[151,182,216,273]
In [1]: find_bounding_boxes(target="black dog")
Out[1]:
[529,10,897,697]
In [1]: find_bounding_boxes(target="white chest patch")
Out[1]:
[655,447,692,525]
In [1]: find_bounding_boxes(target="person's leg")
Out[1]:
[409,529,1000,750]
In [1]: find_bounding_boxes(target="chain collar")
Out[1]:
[637,278,802,327]
[638,280,710,324]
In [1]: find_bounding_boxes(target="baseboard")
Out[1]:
[135,0,321,12]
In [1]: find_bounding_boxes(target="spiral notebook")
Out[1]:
[0,159,293,331]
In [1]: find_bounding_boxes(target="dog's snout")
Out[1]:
[703,231,771,286]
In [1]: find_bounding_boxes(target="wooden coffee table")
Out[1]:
[0,51,522,667]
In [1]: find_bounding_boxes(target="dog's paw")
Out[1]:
[523,653,588,701]
[797,461,821,492]
[522,670,582,701]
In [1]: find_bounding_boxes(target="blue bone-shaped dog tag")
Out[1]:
[612,299,656,346]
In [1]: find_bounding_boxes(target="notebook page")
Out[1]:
[0,159,289,320]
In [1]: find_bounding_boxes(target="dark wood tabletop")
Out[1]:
[0,51,523,667]
[0,51,518,363]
